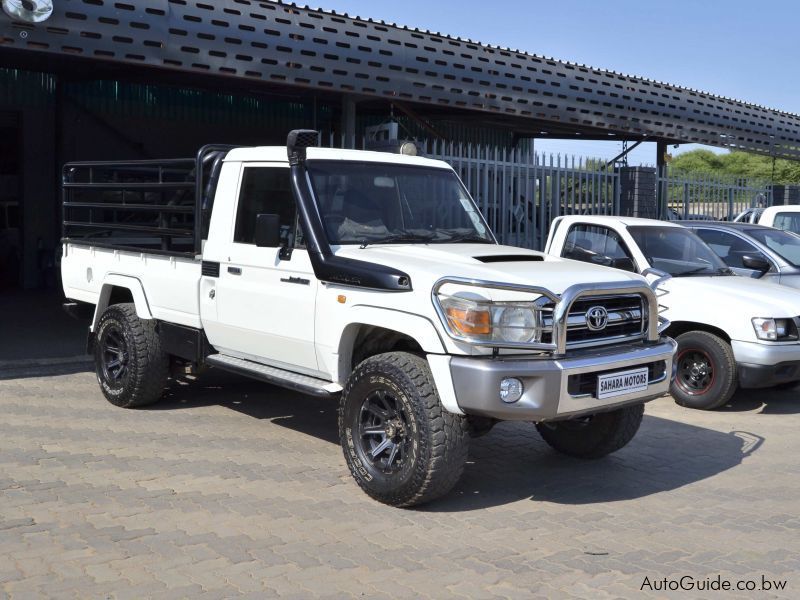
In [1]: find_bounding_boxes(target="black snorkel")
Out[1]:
[287,129,412,291]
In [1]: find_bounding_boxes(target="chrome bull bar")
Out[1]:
[641,267,672,336]
[431,276,663,355]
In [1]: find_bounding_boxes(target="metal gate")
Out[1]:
[657,167,772,221]
[428,140,620,249]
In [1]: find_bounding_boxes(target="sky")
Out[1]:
[322,0,800,165]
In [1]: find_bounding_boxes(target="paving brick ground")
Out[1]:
[0,365,798,598]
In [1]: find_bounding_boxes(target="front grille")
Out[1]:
[567,361,667,397]
[542,295,645,348]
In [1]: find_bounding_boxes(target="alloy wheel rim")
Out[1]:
[101,325,130,387]
[357,389,411,475]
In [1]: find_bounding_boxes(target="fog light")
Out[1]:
[500,378,523,403]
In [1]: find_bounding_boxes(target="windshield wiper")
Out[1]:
[359,232,436,248]
[674,265,715,277]
[438,232,494,244]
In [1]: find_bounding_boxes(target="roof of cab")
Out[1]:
[223,145,453,169]
[762,205,800,216]
[555,215,683,228]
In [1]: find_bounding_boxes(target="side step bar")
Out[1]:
[205,354,342,398]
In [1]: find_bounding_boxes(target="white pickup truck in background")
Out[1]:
[546,215,800,410]
[61,131,676,507]
[734,205,800,235]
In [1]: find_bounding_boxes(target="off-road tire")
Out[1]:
[94,303,168,408]
[535,404,644,459]
[339,352,469,507]
[671,330,737,410]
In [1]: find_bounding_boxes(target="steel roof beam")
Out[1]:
[2,1,799,158]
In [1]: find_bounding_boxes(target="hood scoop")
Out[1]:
[474,254,543,263]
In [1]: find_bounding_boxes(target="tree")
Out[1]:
[669,149,800,184]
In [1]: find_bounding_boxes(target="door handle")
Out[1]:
[280,276,310,285]
[228,266,242,275]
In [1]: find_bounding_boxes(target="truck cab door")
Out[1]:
[201,163,320,374]
[558,223,638,272]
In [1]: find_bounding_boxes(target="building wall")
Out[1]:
[0,70,57,290]
[0,69,330,289]
[21,106,56,289]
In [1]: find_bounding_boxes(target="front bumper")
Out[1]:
[446,338,677,422]
[732,340,800,388]
[738,362,800,388]
[732,339,800,365]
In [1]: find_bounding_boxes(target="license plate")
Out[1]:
[597,367,649,400]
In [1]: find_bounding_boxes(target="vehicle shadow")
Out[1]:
[154,369,341,445]
[427,417,762,512]
[153,370,762,511]
[719,386,800,415]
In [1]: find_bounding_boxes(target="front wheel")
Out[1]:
[535,404,644,459]
[671,331,737,410]
[339,352,469,507]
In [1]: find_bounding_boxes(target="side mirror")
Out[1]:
[255,213,281,248]
[612,257,637,273]
[742,254,770,273]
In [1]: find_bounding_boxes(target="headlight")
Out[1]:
[752,317,798,341]
[438,295,542,344]
[496,305,539,343]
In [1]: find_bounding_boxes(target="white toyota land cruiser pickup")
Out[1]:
[546,215,800,411]
[61,130,676,507]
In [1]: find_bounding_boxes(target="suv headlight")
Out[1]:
[437,295,542,344]
[752,317,799,341]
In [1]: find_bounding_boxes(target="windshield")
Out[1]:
[307,161,494,245]
[747,228,800,266]
[628,226,729,276]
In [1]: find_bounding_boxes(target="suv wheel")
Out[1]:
[535,404,644,458]
[671,331,736,410]
[94,303,168,408]
[339,352,469,507]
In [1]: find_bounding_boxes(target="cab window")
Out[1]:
[233,167,303,247]
[773,212,800,234]
[562,224,637,272]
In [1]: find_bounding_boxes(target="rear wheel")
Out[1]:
[94,303,168,408]
[535,404,644,459]
[339,352,469,507]
[671,331,736,410]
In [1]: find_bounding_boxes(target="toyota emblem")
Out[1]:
[585,306,609,331]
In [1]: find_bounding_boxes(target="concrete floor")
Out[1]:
[0,364,797,598]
